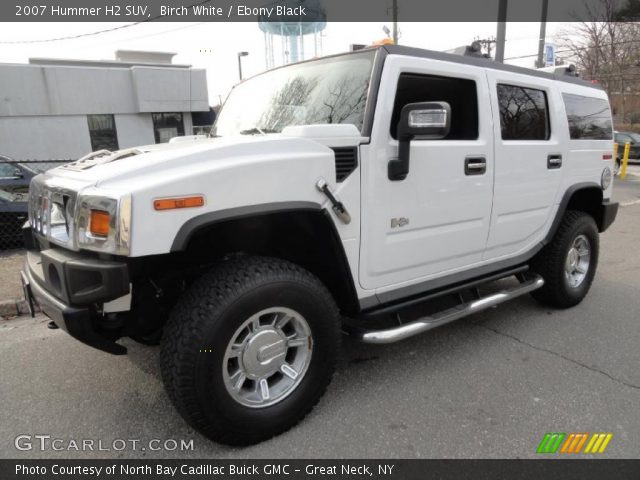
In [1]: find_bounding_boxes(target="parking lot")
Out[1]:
[1,172,639,459]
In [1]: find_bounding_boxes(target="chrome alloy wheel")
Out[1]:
[222,307,313,408]
[565,234,591,288]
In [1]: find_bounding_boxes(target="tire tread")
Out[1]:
[531,210,599,308]
[160,256,339,445]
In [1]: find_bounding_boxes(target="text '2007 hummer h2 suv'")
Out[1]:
[22,45,618,445]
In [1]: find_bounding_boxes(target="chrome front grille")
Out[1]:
[29,176,77,248]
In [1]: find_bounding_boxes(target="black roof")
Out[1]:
[382,44,602,90]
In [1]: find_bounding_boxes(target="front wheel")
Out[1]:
[530,210,599,309]
[160,256,340,445]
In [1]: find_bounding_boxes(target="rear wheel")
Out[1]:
[160,256,340,445]
[530,210,599,308]
[614,158,622,175]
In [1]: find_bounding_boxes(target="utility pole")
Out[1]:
[476,36,496,59]
[495,0,508,63]
[392,0,398,45]
[536,0,549,68]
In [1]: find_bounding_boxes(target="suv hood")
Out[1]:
[43,135,336,192]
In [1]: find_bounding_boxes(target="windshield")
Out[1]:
[213,50,376,136]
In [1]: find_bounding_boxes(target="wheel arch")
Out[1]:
[545,183,610,244]
[171,203,360,316]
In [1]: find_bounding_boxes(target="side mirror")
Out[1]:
[13,169,24,179]
[388,101,452,181]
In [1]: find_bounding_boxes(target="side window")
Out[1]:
[562,93,613,140]
[87,114,119,152]
[497,84,550,140]
[390,73,478,140]
[152,113,185,143]
[0,163,17,178]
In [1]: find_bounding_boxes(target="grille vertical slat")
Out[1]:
[28,176,76,248]
[331,147,358,182]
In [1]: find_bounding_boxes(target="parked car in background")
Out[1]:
[0,159,36,249]
[614,131,640,174]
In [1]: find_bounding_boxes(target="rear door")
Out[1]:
[483,72,565,260]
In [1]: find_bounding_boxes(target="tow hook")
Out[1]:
[316,179,351,224]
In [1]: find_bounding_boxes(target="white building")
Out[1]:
[0,50,210,161]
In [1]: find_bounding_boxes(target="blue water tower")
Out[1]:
[258,0,326,69]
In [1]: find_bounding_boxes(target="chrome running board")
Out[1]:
[355,275,544,344]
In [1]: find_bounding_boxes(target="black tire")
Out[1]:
[614,158,621,176]
[160,256,340,446]
[530,210,599,309]
[129,329,162,346]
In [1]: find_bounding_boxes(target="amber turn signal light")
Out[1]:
[154,196,205,211]
[89,210,110,237]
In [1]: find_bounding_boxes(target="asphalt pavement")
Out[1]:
[1,172,639,459]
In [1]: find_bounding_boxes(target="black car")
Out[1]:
[614,131,640,174]
[0,159,36,250]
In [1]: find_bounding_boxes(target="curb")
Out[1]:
[0,299,21,317]
[0,298,38,318]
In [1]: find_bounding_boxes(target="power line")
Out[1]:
[101,22,207,44]
[0,23,148,45]
[0,0,211,44]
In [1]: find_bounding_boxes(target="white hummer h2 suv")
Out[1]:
[22,45,618,445]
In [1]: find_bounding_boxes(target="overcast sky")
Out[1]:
[0,21,570,105]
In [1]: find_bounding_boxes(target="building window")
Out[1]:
[497,84,550,140]
[87,115,119,151]
[390,73,479,140]
[563,93,613,140]
[152,113,185,143]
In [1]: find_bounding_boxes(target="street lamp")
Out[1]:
[237,51,249,81]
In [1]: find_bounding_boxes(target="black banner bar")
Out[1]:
[1,459,640,480]
[3,0,638,23]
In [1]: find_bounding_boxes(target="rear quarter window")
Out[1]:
[562,93,613,140]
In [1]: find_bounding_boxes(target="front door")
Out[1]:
[359,56,495,295]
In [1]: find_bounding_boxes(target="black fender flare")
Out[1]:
[543,182,615,245]
[170,201,322,252]
[170,201,361,315]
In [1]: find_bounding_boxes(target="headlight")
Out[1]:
[601,167,612,190]
[76,191,131,255]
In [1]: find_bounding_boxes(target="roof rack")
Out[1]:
[536,64,578,77]
[444,41,490,59]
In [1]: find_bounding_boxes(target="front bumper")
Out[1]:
[22,228,130,355]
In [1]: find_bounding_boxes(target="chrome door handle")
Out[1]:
[465,157,486,175]
[547,154,562,169]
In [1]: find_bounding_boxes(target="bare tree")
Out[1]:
[256,73,369,131]
[316,75,369,125]
[257,76,319,131]
[555,0,640,122]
